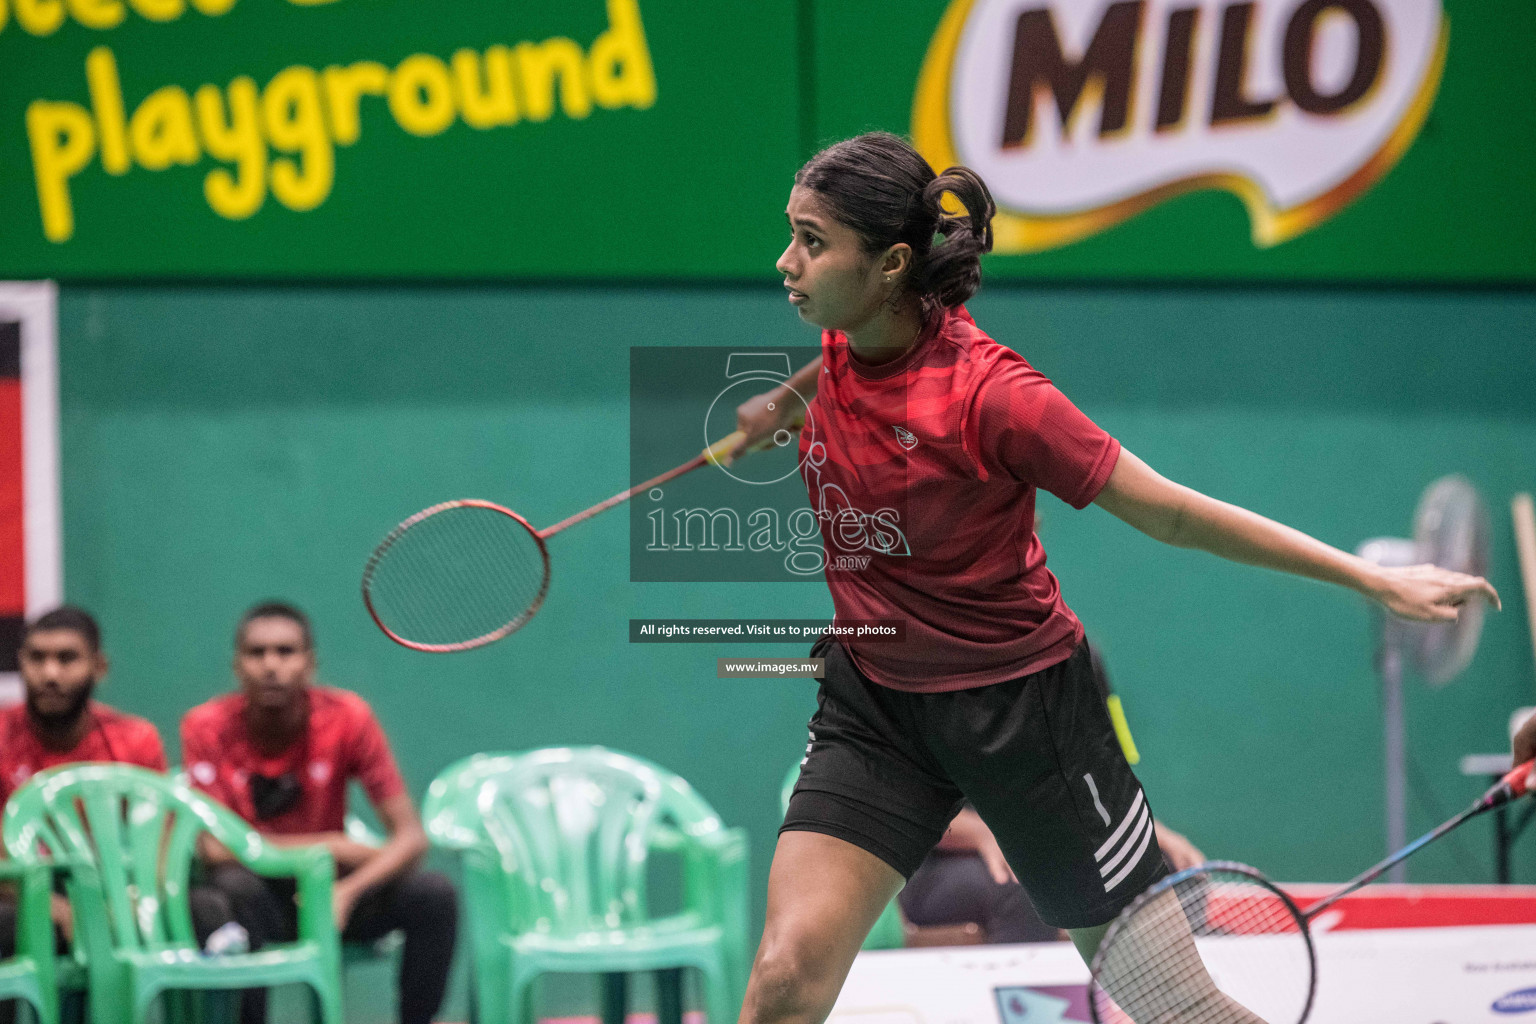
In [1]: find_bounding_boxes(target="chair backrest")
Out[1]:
[2,764,259,954]
[424,747,724,936]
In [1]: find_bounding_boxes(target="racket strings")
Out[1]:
[1092,869,1310,1024]
[365,503,548,649]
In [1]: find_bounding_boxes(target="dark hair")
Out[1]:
[22,605,101,653]
[237,601,313,649]
[794,132,995,309]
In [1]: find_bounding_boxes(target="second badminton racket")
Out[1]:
[1088,758,1533,1023]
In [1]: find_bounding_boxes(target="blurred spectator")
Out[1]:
[0,607,169,945]
[0,607,174,1024]
[182,602,456,1024]
[0,607,167,803]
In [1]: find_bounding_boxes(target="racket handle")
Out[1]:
[1501,759,1533,799]
[705,410,809,467]
[703,431,746,466]
[1477,759,1534,811]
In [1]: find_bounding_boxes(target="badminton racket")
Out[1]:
[362,431,746,651]
[1088,758,1533,1023]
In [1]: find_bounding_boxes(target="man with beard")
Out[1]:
[182,601,457,1024]
[0,606,167,963]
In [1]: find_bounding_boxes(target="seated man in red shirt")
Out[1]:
[0,606,170,1019]
[182,602,456,1024]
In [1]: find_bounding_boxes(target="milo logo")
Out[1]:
[913,0,1446,251]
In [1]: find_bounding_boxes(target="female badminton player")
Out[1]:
[729,132,1499,1024]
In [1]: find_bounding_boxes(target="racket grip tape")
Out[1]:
[1502,759,1535,799]
[1480,759,1535,810]
[703,431,747,466]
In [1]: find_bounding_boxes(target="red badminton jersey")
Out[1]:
[800,305,1120,692]
[180,686,407,834]
[0,702,167,804]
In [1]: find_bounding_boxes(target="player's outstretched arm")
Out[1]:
[1093,448,1500,623]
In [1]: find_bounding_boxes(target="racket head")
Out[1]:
[362,499,551,652]
[1089,861,1316,1024]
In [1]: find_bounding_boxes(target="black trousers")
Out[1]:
[198,863,458,1024]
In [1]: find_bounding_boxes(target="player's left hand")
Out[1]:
[1370,563,1500,622]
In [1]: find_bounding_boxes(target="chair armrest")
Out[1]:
[190,793,336,881]
[217,839,339,958]
[237,840,336,882]
[212,837,339,952]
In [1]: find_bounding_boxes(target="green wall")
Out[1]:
[56,282,1536,1011]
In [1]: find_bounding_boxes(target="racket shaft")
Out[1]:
[538,432,745,539]
[1304,808,1477,918]
[1304,760,1532,919]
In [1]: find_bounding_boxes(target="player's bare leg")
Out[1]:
[1071,889,1268,1024]
[739,831,904,1024]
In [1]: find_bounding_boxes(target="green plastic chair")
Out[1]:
[2,764,343,1024]
[0,859,58,1024]
[779,762,904,951]
[423,748,749,1024]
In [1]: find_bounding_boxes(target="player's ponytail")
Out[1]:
[918,167,995,309]
[794,132,996,310]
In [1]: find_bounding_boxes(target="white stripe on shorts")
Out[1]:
[1103,811,1157,893]
[1093,789,1145,862]
[1098,803,1150,879]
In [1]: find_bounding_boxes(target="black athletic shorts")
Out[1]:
[782,637,1168,929]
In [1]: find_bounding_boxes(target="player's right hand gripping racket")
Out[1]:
[362,431,745,651]
[1088,759,1533,1024]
